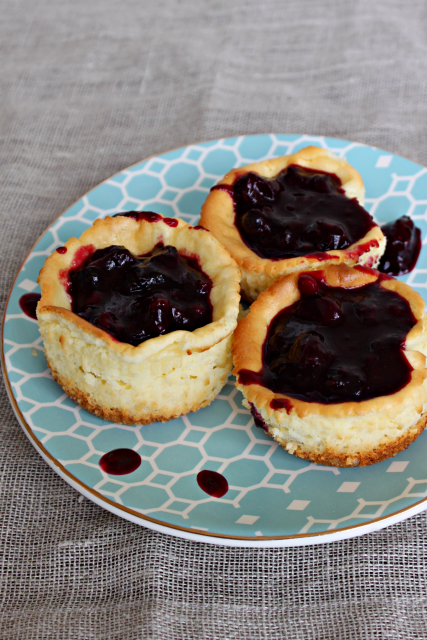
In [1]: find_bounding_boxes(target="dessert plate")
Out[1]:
[3,134,427,547]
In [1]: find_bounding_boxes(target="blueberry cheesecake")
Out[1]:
[232,265,427,466]
[201,146,386,301]
[37,212,241,424]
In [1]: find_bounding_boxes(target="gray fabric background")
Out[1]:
[2,0,427,638]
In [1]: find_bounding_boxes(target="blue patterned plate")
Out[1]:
[3,135,427,547]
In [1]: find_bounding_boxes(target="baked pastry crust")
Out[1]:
[37,214,241,424]
[200,146,386,301]
[232,265,427,467]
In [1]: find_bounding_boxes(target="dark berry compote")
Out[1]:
[213,165,376,260]
[378,216,421,276]
[68,244,213,346]
[238,273,416,404]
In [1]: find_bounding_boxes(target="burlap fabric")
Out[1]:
[2,1,427,638]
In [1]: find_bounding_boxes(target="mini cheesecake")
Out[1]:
[37,212,241,424]
[232,265,427,467]
[200,146,386,302]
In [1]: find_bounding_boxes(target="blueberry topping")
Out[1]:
[238,275,416,404]
[214,165,376,260]
[69,244,213,346]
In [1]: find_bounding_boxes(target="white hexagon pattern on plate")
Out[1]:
[4,134,427,542]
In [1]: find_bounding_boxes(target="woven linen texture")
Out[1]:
[1,0,427,638]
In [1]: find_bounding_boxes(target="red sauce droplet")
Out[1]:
[99,449,141,475]
[270,398,293,413]
[197,470,228,498]
[115,210,162,223]
[354,264,379,277]
[19,293,41,320]
[56,246,67,254]
[72,245,96,269]
[193,225,209,231]
[347,239,379,262]
[308,252,339,262]
[164,217,179,227]
[59,244,96,293]
[113,211,178,227]
[249,402,269,431]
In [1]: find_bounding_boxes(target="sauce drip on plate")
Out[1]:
[19,293,41,320]
[197,470,229,497]
[99,448,142,475]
